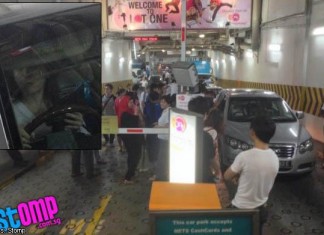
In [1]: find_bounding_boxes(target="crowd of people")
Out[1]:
[99,79,280,234]
[102,80,176,184]
[2,56,279,232]
[5,73,281,234]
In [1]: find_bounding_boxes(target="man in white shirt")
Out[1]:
[224,116,279,234]
[167,78,178,96]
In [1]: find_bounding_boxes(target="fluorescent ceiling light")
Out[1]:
[162,49,166,52]
[191,48,195,51]
[268,44,281,51]
[312,26,324,35]
[199,34,205,38]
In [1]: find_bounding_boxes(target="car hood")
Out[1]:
[225,121,311,145]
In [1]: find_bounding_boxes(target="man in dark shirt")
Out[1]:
[144,91,163,168]
[120,96,144,184]
[188,96,215,182]
[201,131,215,182]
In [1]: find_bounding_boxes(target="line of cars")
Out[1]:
[213,88,315,175]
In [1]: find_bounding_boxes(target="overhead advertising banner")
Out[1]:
[107,0,252,30]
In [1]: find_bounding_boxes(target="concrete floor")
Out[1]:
[0,142,323,235]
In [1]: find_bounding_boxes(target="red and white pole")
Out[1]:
[180,0,186,62]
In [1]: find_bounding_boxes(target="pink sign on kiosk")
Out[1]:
[169,108,204,183]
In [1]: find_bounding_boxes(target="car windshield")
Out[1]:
[228,97,297,122]
[0,3,101,149]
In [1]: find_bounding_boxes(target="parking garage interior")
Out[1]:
[0,0,324,235]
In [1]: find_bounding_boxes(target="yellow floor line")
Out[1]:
[84,194,112,235]
[0,178,14,191]
[28,224,46,234]
[59,219,76,235]
[73,219,86,235]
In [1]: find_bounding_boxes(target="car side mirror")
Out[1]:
[132,71,137,78]
[295,111,304,119]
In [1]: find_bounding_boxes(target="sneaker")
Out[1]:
[139,168,149,172]
[123,179,134,185]
[87,171,101,179]
[97,160,107,165]
[71,172,84,177]
[149,175,156,181]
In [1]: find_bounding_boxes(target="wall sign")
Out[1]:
[150,210,260,235]
[194,61,212,75]
[176,94,203,111]
[102,116,118,134]
[134,37,159,41]
[107,0,252,30]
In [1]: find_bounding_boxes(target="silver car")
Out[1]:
[215,89,315,174]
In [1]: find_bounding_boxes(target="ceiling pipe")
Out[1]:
[260,13,305,28]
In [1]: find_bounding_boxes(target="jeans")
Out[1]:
[103,134,115,144]
[156,139,169,181]
[122,135,143,181]
[72,150,94,178]
[227,203,268,235]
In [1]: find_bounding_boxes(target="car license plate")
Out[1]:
[279,161,291,169]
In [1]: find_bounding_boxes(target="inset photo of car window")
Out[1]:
[0,3,101,150]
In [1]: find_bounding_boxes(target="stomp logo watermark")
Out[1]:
[0,195,61,234]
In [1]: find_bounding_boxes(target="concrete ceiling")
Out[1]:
[0,3,98,26]
[105,28,249,56]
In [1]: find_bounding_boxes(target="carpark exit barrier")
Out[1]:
[102,116,169,134]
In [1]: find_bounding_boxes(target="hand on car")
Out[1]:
[64,112,83,130]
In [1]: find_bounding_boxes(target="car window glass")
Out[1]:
[228,97,296,122]
[0,3,101,149]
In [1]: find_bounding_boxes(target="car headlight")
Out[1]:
[298,138,313,154]
[225,135,252,151]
